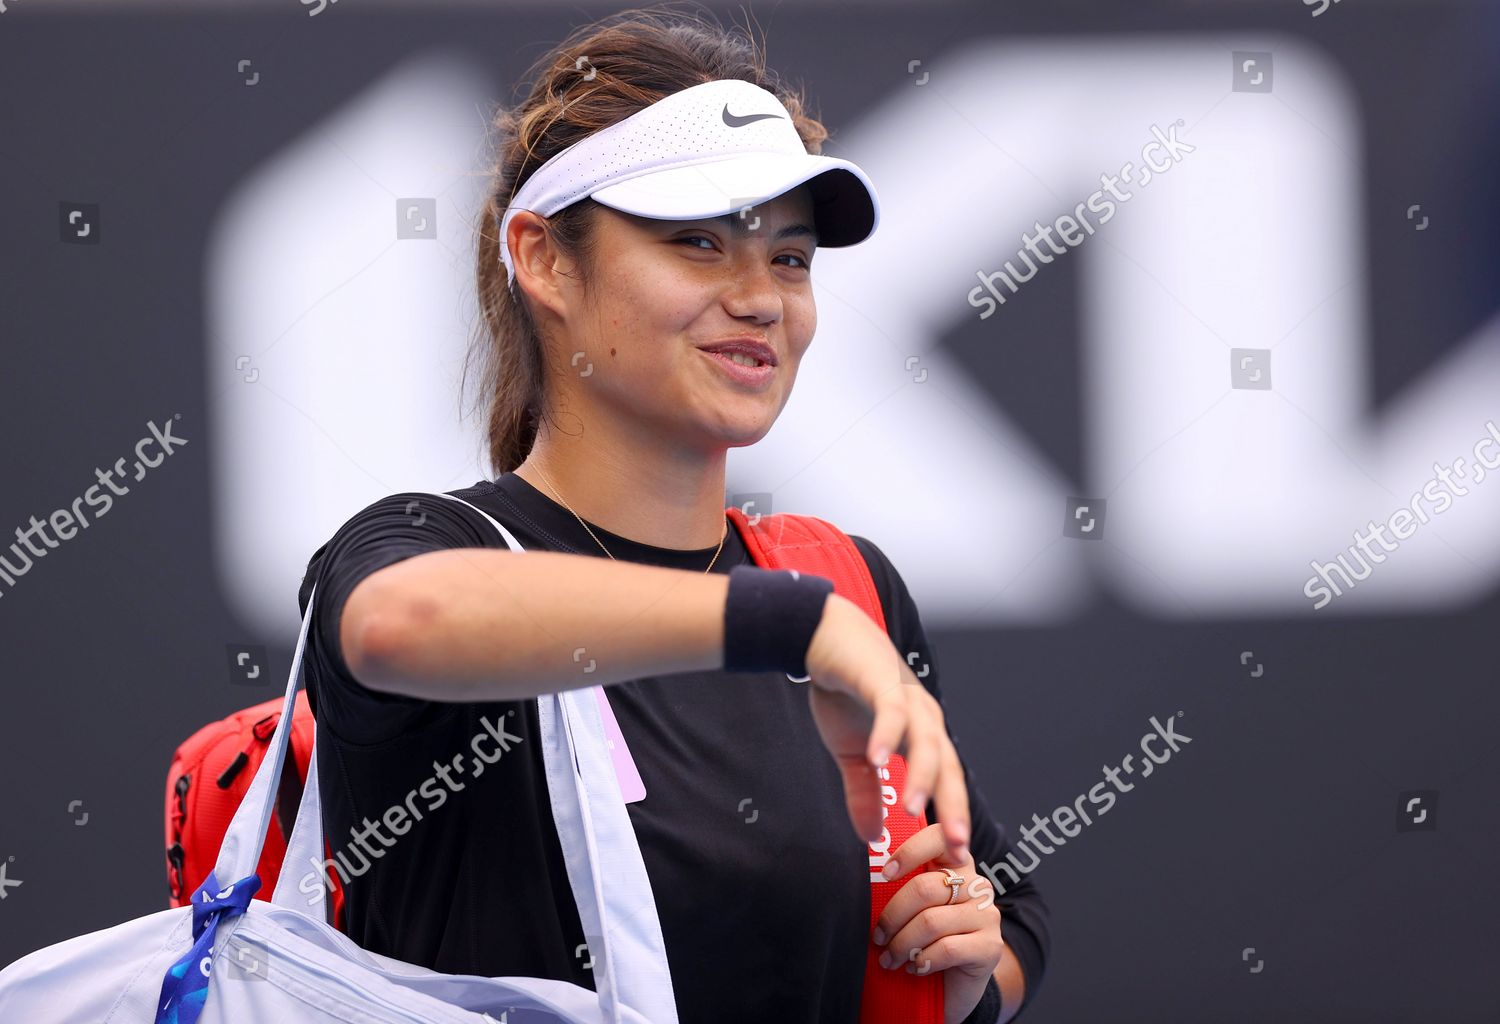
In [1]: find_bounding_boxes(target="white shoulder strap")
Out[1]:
[432,490,679,1024]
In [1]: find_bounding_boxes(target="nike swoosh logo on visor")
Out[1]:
[722,105,785,128]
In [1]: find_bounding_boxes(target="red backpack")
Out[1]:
[163,689,346,930]
[164,507,938,1022]
[726,506,943,1024]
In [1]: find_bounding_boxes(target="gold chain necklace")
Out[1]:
[529,464,727,573]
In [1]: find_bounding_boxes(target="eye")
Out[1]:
[675,235,811,272]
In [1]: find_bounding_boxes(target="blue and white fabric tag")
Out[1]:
[155,871,261,1024]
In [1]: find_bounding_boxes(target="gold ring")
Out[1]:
[941,867,965,905]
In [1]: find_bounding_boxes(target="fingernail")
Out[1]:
[905,791,926,815]
[881,858,900,880]
[872,926,886,945]
[879,950,894,969]
[872,746,890,767]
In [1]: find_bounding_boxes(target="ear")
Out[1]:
[507,210,570,317]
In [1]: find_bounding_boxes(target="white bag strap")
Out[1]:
[427,491,679,1024]
[270,724,329,919]
[212,580,317,889]
[268,490,679,1024]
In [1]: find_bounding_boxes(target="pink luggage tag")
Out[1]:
[593,686,646,803]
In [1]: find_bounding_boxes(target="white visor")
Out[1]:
[497,78,880,286]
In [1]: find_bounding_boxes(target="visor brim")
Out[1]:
[586,152,879,248]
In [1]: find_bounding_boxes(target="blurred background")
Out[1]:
[2,0,1497,1019]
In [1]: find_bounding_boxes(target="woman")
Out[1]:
[297,8,1049,1022]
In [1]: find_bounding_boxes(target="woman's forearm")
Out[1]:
[995,939,1026,1023]
[341,547,732,702]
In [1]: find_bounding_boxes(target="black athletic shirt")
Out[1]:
[296,472,1050,1021]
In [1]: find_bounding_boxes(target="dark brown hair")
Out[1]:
[464,3,830,476]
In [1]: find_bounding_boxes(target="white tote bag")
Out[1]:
[0,492,680,1024]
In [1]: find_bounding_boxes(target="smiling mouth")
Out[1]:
[699,349,777,386]
[718,351,767,367]
[702,350,772,369]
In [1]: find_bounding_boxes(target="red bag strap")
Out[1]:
[724,507,944,1024]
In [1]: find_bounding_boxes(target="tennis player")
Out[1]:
[298,8,1049,1022]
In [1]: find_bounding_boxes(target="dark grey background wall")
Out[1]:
[2,1,1497,1021]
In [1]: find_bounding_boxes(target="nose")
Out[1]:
[720,256,783,326]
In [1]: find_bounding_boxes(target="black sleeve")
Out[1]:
[296,491,501,746]
[961,976,1002,1024]
[850,534,1052,1019]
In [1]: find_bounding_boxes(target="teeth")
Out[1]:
[727,352,762,367]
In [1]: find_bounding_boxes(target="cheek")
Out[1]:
[600,264,703,341]
[592,296,695,380]
[785,297,818,363]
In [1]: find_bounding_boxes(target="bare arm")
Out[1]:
[340,541,972,860]
[994,943,1026,1023]
[342,547,730,702]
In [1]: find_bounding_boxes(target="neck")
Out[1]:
[513,421,728,551]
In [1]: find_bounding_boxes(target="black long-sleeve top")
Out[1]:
[296,471,1050,1022]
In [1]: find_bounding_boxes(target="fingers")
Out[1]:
[898,704,940,817]
[874,858,974,947]
[874,830,995,946]
[812,612,970,859]
[891,675,970,861]
[838,755,886,843]
[932,744,972,860]
[874,904,1002,976]
[887,930,996,977]
[864,672,908,771]
[878,822,947,884]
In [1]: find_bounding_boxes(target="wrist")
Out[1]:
[721,565,835,677]
[802,590,860,678]
[960,975,1003,1024]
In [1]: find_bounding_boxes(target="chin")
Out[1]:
[704,413,776,450]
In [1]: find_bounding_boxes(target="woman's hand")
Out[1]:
[801,594,971,865]
[871,823,1004,1024]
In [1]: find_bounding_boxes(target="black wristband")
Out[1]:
[722,564,835,677]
